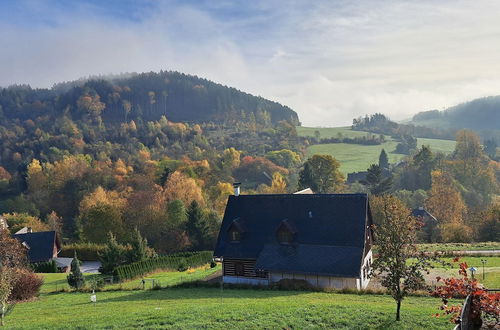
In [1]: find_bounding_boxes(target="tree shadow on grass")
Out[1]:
[92,287,306,305]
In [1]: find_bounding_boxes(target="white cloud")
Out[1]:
[1,0,500,126]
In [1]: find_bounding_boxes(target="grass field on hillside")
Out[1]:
[298,126,456,174]
[6,286,454,329]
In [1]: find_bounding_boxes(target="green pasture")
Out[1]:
[297,126,455,174]
[417,242,500,252]
[7,287,453,329]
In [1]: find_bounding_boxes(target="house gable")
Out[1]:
[12,231,60,263]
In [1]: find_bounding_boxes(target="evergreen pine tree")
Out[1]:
[298,162,316,192]
[67,252,85,290]
[98,232,125,275]
[127,228,149,263]
[379,149,389,169]
[186,200,210,250]
[361,164,393,195]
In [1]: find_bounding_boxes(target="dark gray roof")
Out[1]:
[12,231,59,263]
[214,194,371,277]
[255,244,364,277]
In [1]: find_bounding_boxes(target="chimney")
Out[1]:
[27,227,32,233]
[233,182,241,197]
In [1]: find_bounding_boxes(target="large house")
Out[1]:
[213,193,374,290]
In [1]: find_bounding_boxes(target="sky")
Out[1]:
[2,0,500,126]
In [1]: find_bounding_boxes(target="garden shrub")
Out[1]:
[31,260,58,273]
[9,268,44,301]
[177,258,188,272]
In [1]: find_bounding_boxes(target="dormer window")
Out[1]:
[276,219,297,245]
[227,218,246,243]
[228,228,241,242]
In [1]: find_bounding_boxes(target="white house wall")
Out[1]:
[269,272,359,290]
[360,250,373,289]
[223,275,269,286]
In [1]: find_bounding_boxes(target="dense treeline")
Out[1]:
[412,96,500,132]
[352,113,455,141]
[0,72,304,255]
[1,71,299,126]
[357,130,500,242]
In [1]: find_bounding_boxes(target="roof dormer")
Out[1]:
[276,219,297,245]
[227,218,247,243]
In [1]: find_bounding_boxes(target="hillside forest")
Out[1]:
[0,72,498,255]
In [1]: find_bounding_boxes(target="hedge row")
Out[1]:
[31,260,58,273]
[60,243,130,261]
[114,251,213,282]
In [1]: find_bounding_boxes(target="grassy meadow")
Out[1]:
[7,284,454,329]
[7,255,499,329]
[297,126,456,174]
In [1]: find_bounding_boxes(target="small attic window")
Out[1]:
[277,228,293,244]
[227,219,245,243]
[228,227,241,242]
[276,220,296,244]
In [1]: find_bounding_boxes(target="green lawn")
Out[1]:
[424,256,500,289]
[298,126,455,174]
[39,265,221,293]
[6,287,454,329]
[106,265,221,290]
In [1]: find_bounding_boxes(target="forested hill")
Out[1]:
[411,96,500,132]
[0,71,299,126]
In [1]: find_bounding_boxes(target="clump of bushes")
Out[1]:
[99,230,156,275]
[31,260,58,273]
[9,269,44,301]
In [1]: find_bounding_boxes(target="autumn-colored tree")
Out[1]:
[79,203,125,243]
[0,167,11,191]
[432,260,500,327]
[233,156,288,187]
[265,149,301,168]
[163,171,204,207]
[26,159,50,213]
[77,93,105,119]
[46,211,63,237]
[371,195,437,321]
[2,213,48,234]
[426,170,470,242]
[208,182,234,216]
[0,229,27,268]
[298,155,344,193]
[78,186,127,242]
[477,202,500,241]
[259,172,287,194]
[0,262,15,327]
